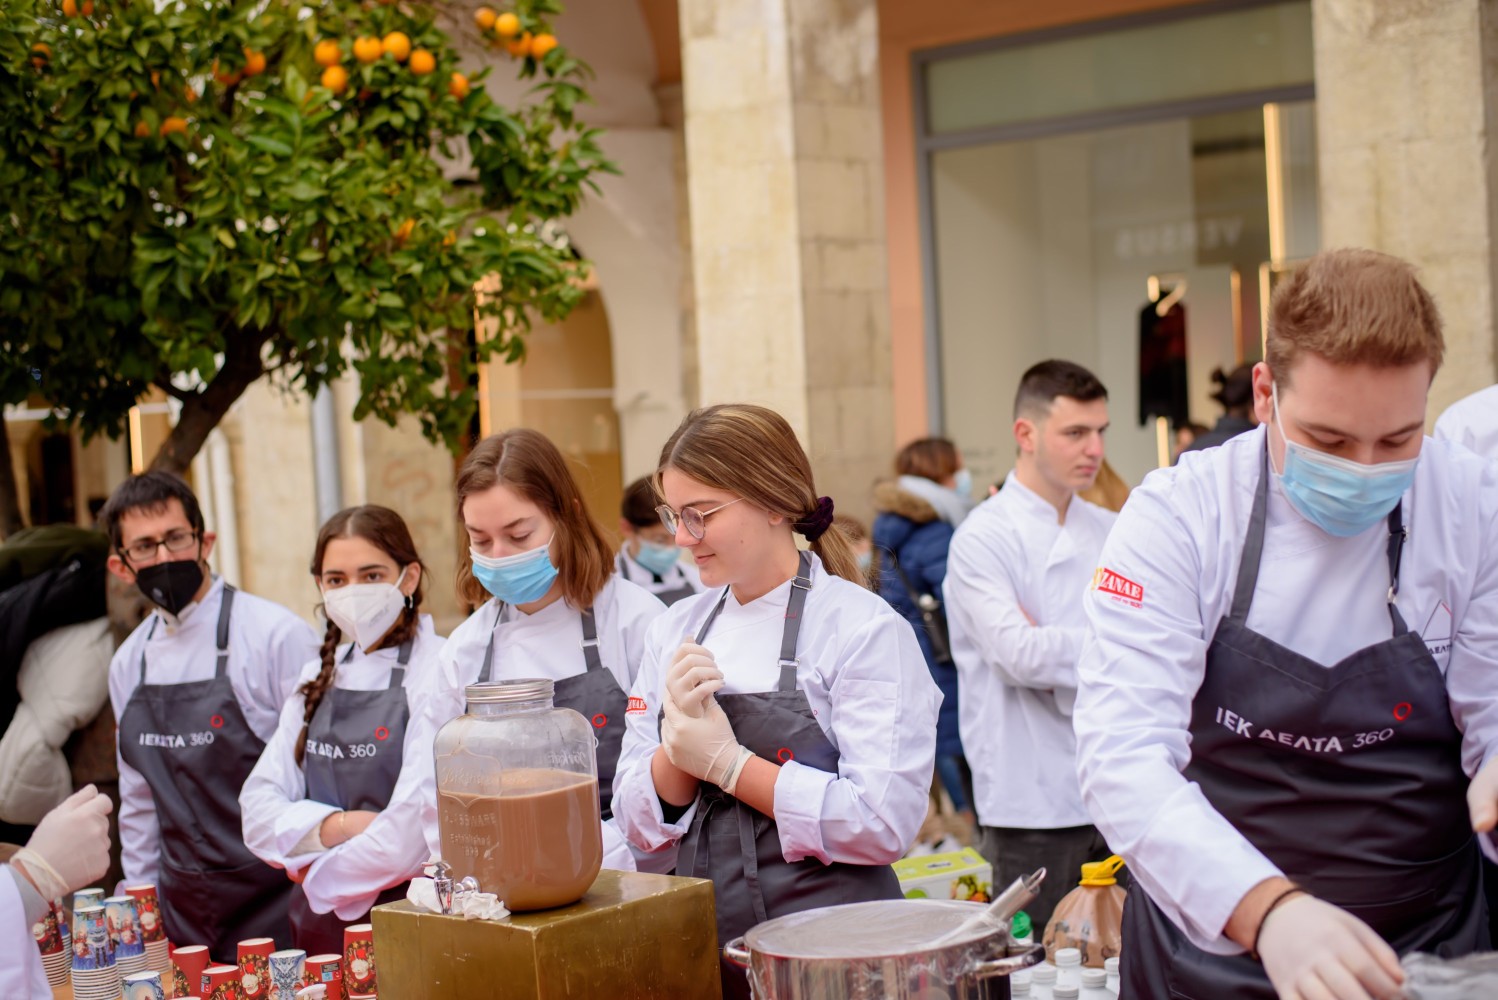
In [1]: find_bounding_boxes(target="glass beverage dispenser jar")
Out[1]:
[434,679,603,911]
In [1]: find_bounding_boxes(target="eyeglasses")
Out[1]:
[656,498,743,540]
[121,528,199,565]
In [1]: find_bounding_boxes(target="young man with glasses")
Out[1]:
[102,472,319,961]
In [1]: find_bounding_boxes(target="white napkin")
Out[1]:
[406,877,510,921]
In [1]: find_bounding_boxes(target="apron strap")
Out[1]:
[396,635,414,666]
[1227,445,1272,625]
[693,551,813,694]
[617,553,627,578]
[480,602,506,683]
[778,551,813,693]
[138,618,159,684]
[1386,502,1409,636]
[737,801,769,926]
[216,584,236,679]
[580,609,603,672]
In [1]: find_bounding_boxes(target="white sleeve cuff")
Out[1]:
[771,760,833,863]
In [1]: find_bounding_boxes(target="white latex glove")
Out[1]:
[1257,894,1404,1000]
[12,784,112,900]
[664,637,723,719]
[1467,755,1498,835]
[660,695,752,793]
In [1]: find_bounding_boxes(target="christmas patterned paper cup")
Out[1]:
[202,962,246,1000]
[123,969,167,1000]
[237,937,275,999]
[105,895,147,958]
[173,944,211,998]
[32,901,64,955]
[268,949,306,1000]
[70,905,114,972]
[125,884,167,944]
[303,954,341,992]
[341,924,375,997]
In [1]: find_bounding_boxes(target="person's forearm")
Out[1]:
[651,746,699,806]
[731,755,779,818]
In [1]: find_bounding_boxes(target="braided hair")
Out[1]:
[294,505,426,766]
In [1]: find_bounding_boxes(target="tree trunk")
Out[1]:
[149,330,271,475]
[0,413,26,537]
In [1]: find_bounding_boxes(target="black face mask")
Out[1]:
[133,559,205,616]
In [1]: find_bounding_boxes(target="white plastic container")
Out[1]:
[1053,986,1080,1000]
[1055,947,1083,990]
[1104,956,1120,995]
[1031,963,1058,1000]
[1080,966,1110,1000]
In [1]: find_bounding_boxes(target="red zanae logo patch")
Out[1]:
[626,696,648,715]
[1093,568,1144,607]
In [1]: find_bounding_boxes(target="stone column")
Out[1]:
[1314,0,1498,410]
[678,0,894,521]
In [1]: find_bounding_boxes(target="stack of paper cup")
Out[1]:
[57,897,73,952]
[294,988,327,1000]
[171,945,211,999]
[201,963,245,1000]
[236,938,275,999]
[268,949,306,1000]
[71,904,122,1000]
[33,895,70,987]
[105,895,149,977]
[341,924,375,999]
[123,970,167,1000]
[302,955,340,998]
[125,885,170,980]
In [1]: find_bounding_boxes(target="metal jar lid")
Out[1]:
[463,678,555,704]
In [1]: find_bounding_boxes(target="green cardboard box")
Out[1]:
[892,846,994,904]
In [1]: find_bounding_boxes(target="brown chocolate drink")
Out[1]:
[437,767,603,910]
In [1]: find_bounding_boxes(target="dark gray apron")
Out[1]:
[1121,447,1488,999]
[481,603,627,820]
[288,638,414,955]
[675,552,902,1000]
[117,586,294,963]
[618,552,697,606]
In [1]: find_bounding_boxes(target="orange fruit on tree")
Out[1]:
[133,121,151,138]
[408,48,435,75]
[382,32,411,62]
[494,12,520,37]
[504,31,531,57]
[321,64,349,93]
[213,60,241,86]
[185,85,198,104]
[61,0,78,17]
[243,48,267,77]
[395,218,415,242]
[475,7,497,30]
[30,42,50,68]
[529,33,558,59]
[314,39,341,68]
[448,72,469,99]
[160,116,188,136]
[353,36,383,63]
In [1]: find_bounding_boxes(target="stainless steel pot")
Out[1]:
[723,899,1044,1000]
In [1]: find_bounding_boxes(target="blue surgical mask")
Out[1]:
[953,468,973,498]
[1272,384,1419,537]
[633,539,680,577]
[469,537,558,604]
[856,550,873,572]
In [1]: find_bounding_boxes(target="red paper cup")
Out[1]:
[173,944,211,998]
[303,954,341,990]
[237,938,275,999]
[202,962,245,1000]
[341,924,375,998]
[125,884,168,944]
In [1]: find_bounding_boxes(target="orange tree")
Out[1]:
[0,0,609,515]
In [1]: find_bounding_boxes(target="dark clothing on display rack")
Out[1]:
[1139,299,1189,428]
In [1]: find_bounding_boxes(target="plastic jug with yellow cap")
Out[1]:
[1042,855,1126,967]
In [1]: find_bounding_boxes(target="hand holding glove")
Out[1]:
[12,784,113,900]
[1257,893,1404,1000]
[664,637,724,719]
[660,695,753,795]
[1467,754,1498,835]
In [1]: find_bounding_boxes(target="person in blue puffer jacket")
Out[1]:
[872,437,976,835]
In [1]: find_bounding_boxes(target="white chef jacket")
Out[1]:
[239,616,444,919]
[407,575,667,872]
[0,867,49,999]
[109,577,321,888]
[944,474,1116,829]
[616,547,704,600]
[1074,427,1498,954]
[613,554,941,867]
[1434,383,1498,459]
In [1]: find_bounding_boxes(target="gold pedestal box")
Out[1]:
[372,869,722,1000]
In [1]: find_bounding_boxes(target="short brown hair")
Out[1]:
[454,429,614,610]
[1014,360,1107,420]
[1267,249,1444,384]
[658,404,865,586]
[895,437,960,482]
